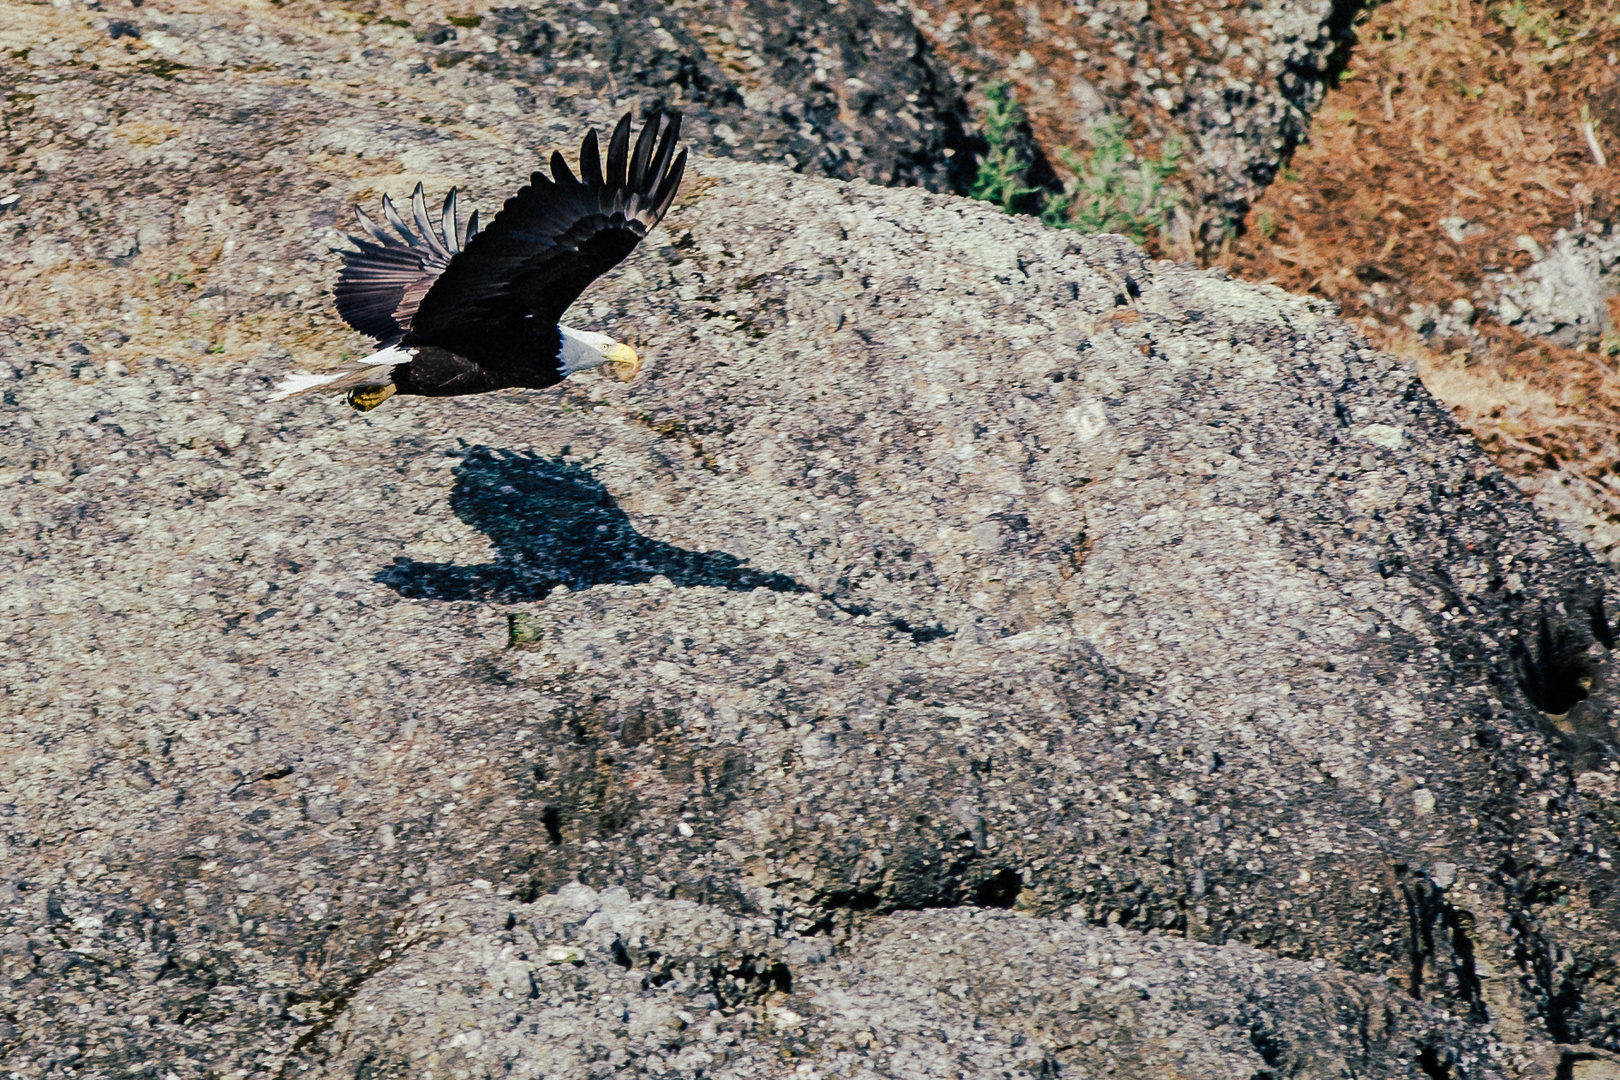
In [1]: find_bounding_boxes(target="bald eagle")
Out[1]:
[272,111,686,411]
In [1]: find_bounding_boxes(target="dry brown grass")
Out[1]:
[1224,0,1620,533]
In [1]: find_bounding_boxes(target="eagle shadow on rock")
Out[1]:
[376,447,808,602]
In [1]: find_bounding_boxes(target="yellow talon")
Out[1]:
[347,384,398,412]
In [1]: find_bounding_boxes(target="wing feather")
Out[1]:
[332,188,464,342]
[605,114,632,191]
[550,150,577,189]
[353,206,393,246]
[403,111,686,365]
[441,189,462,255]
[380,193,418,245]
[411,183,453,261]
[628,114,658,194]
[580,129,605,192]
[651,149,689,221]
[649,123,681,196]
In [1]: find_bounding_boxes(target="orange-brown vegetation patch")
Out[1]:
[1224,0,1620,521]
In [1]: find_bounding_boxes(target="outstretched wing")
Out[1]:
[403,111,687,350]
[332,185,482,343]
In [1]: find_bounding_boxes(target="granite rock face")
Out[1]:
[4,0,1365,240]
[3,4,1620,1079]
[318,885,1508,1078]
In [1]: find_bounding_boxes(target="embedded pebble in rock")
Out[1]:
[2,5,1620,1078]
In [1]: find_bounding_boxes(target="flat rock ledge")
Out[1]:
[324,885,1506,1078]
[3,18,1620,1079]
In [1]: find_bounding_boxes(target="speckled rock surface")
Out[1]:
[1402,227,1620,357]
[3,3,1620,1078]
[316,884,1508,1078]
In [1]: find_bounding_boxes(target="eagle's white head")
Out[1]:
[559,325,641,381]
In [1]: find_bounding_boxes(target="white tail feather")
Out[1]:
[269,371,342,400]
[269,346,410,401]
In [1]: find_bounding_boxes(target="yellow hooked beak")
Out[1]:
[603,342,641,382]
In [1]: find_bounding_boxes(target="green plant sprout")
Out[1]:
[1490,1,1561,48]
[970,83,1183,247]
[969,83,1041,213]
[1043,119,1183,243]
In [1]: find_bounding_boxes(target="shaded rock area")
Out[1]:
[3,3,1620,1079]
[473,0,975,193]
[375,449,811,603]
[4,0,971,206]
[1,0,1364,243]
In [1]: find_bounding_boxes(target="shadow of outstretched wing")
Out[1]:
[376,447,808,603]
